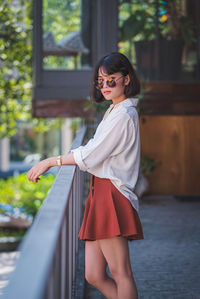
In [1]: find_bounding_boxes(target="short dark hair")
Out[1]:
[91,52,140,103]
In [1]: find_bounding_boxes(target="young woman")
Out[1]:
[27,52,144,299]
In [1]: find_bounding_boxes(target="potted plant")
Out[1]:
[119,0,195,81]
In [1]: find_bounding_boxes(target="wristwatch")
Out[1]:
[56,155,62,166]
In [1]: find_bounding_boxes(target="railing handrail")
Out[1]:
[2,125,87,299]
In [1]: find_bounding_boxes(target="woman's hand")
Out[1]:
[27,153,76,183]
[27,158,53,183]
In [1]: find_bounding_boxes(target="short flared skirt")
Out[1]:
[78,175,144,242]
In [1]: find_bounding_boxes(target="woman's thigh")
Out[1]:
[85,240,107,282]
[98,237,133,279]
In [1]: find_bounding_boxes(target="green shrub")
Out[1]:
[0,228,26,238]
[0,173,56,216]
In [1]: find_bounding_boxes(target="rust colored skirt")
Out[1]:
[78,175,144,242]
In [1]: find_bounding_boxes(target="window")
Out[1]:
[33,0,118,117]
[118,0,200,82]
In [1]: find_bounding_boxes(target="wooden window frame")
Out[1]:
[32,0,118,117]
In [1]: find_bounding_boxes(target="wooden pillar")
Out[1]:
[0,138,10,171]
[81,0,92,67]
[61,119,73,155]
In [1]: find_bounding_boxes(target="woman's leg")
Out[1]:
[98,236,138,299]
[85,240,118,299]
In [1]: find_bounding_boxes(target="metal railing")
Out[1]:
[2,126,87,299]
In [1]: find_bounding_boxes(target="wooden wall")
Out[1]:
[139,116,200,195]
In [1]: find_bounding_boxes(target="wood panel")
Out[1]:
[33,82,200,117]
[32,99,93,118]
[139,82,200,115]
[139,115,200,195]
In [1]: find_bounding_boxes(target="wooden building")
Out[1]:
[33,0,200,196]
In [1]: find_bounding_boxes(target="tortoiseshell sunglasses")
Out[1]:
[95,75,124,90]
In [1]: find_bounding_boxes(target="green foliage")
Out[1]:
[0,229,26,238]
[119,0,195,43]
[140,155,156,177]
[0,173,56,216]
[119,0,157,42]
[0,0,63,139]
[43,0,81,69]
[119,4,156,42]
[43,0,80,40]
[0,0,32,138]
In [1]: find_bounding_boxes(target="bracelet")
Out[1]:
[56,155,62,166]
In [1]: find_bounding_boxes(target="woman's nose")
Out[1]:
[102,80,108,88]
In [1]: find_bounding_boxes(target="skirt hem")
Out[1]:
[79,232,144,242]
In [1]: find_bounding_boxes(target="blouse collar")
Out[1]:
[110,97,139,110]
[103,98,139,121]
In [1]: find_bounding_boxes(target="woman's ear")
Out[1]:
[125,75,130,86]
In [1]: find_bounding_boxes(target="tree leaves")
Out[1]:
[0,173,56,216]
[0,0,63,139]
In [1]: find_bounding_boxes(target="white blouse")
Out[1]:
[71,97,141,212]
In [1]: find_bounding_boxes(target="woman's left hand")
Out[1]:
[27,158,52,183]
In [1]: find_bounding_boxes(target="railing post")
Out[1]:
[73,176,76,281]
[68,191,73,299]
[61,216,67,299]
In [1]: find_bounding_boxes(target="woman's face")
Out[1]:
[98,67,129,102]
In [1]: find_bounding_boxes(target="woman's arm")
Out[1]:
[71,115,134,172]
[27,153,76,183]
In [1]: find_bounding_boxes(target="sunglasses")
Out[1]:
[95,75,124,90]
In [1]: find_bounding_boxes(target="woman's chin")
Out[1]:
[103,94,112,100]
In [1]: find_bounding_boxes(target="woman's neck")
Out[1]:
[112,94,126,106]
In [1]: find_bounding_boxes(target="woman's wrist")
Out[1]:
[46,157,58,167]
[45,153,76,167]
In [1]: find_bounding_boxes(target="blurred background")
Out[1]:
[1,0,199,195]
[0,0,200,296]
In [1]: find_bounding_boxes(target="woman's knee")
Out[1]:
[85,268,96,285]
[109,265,133,283]
[85,269,105,287]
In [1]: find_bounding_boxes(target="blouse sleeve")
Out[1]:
[71,113,135,171]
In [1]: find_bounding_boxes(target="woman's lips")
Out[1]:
[103,91,111,94]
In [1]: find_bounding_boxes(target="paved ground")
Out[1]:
[84,195,200,299]
[0,251,19,296]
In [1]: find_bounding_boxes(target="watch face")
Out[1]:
[57,156,61,166]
